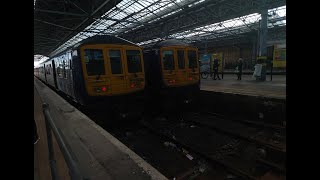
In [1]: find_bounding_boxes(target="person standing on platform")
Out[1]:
[213,58,221,80]
[237,58,243,80]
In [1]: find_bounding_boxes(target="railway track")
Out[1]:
[196,111,286,131]
[184,112,286,154]
[182,111,286,172]
[140,116,286,180]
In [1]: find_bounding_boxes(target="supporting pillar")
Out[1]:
[255,2,268,81]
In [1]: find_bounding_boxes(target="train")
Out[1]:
[34,35,145,117]
[34,35,200,117]
[143,39,200,113]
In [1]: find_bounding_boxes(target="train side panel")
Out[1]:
[54,51,75,98]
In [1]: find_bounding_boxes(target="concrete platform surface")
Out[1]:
[34,77,168,180]
[200,74,286,99]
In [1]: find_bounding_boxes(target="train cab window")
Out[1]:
[109,50,122,74]
[188,50,198,68]
[162,50,175,70]
[177,50,185,69]
[126,50,142,73]
[84,49,105,76]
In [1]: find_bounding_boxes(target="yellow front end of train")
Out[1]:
[160,46,199,87]
[80,44,145,96]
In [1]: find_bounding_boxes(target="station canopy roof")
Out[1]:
[34,0,286,63]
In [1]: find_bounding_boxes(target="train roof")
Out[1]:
[44,35,140,61]
[74,35,140,48]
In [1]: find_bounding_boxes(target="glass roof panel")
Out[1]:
[49,2,285,57]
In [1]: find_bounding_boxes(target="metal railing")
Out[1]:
[42,103,86,180]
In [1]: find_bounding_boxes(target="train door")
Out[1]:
[123,48,145,92]
[66,52,75,98]
[160,47,176,86]
[51,60,58,88]
[175,48,187,84]
[106,48,127,94]
[186,47,200,82]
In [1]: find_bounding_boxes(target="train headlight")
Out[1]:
[94,86,110,92]
[120,113,127,118]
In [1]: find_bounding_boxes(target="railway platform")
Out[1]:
[197,74,286,124]
[34,77,167,180]
[200,74,286,100]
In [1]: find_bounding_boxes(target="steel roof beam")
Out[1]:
[34,19,74,30]
[48,0,114,57]
[122,0,285,43]
[35,9,87,17]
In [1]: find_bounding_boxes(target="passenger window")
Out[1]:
[162,50,175,70]
[84,49,105,76]
[126,50,142,73]
[109,50,122,74]
[60,59,64,77]
[63,60,67,78]
[188,50,198,68]
[177,50,185,69]
[56,60,62,78]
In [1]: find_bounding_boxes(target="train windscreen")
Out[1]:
[84,49,105,76]
[162,50,175,70]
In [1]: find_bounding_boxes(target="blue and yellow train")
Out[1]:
[34,36,200,115]
[34,35,145,115]
[143,39,200,112]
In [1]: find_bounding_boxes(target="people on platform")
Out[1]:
[236,58,243,80]
[213,58,221,80]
